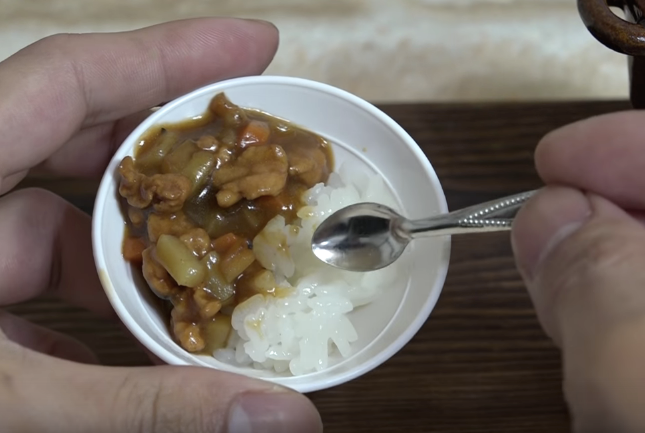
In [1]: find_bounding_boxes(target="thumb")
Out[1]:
[512,186,645,433]
[0,345,322,433]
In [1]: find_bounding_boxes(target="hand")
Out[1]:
[0,18,322,433]
[512,111,645,433]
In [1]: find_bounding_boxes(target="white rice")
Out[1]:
[213,163,401,376]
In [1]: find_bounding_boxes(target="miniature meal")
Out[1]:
[118,92,400,375]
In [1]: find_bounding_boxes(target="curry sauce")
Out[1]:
[118,93,333,354]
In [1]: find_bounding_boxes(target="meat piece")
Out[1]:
[172,320,205,352]
[118,156,192,212]
[127,208,145,227]
[147,212,194,243]
[171,295,206,352]
[141,247,178,298]
[179,228,211,258]
[193,287,222,319]
[215,146,234,167]
[209,92,248,128]
[288,147,329,187]
[118,156,150,208]
[212,145,288,208]
[144,173,192,213]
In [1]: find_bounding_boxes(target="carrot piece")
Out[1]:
[123,237,146,263]
[238,120,270,148]
[212,233,239,255]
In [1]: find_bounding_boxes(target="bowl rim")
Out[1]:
[91,75,451,392]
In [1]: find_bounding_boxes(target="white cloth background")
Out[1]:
[0,0,630,102]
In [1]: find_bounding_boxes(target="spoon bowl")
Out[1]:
[312,203,410,272]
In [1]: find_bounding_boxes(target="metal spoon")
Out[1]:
[311,190,538,272]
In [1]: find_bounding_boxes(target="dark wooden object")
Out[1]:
[9,100,632,432]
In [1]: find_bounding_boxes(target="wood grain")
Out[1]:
[9,100,632,432]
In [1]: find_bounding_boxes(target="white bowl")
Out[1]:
[92,76,451,393]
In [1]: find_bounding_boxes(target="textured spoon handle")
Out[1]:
[457,190,537,229]
[403,190,539,237]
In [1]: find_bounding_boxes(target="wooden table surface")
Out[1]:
[10,100,633,433]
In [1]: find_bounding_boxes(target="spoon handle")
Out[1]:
[401,190,539,237]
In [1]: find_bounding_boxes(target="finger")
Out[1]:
[0,311,97,364]
[0,347,323,433]
[0,170,29,195]
[512,186,645,431]
[0,17,279,182]
[535,111,645,209]
[35,109,153,178]
[0,188,113,318]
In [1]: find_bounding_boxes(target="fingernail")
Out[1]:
[242,18,278,30]
[512,186,591,280]
[227,390,323,433]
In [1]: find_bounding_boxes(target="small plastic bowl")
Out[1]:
[92,76,451,393]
